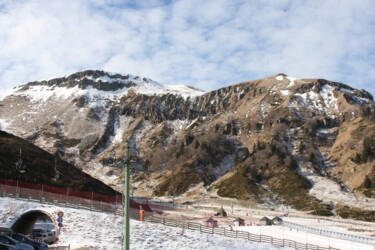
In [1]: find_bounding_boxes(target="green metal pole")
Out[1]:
[123,145,130,250]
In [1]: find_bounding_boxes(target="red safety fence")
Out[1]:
[0,178,154,214]
[0,178,121,204]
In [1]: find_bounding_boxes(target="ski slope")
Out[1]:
[0,197,282,249]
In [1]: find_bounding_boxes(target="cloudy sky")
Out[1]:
[0,0,374,96]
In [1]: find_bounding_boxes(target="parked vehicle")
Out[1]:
[0,228,12,236]
[0,243,18,250]
[0,235,33,250]
[31,229,55,244]
[11,233,48,250]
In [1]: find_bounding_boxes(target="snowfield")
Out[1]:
[0,197,283,250]
[1,196,374,249]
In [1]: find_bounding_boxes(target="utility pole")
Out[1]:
[123,145,130,250]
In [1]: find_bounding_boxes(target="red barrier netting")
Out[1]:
[0,178,120,204]
[0,178,152,212]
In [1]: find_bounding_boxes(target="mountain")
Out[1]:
[0,70,374,218]
[0,130,118,195]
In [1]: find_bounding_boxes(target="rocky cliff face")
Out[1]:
[1,70,374,215]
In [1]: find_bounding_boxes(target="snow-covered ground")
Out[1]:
[147,198,375,250]
[237,225,374,250]
[0,197,284,250]
[299,167,375,210]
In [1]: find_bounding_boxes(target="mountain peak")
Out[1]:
[5,70,204,103]
[24,70,158,91]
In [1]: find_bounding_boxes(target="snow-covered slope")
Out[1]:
[0,71,374,218]
[0,197,281,250]
[1,71,204,104]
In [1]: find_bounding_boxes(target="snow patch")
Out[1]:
[286,77,297,88]
[340,88,353,94]
[299,167,375,210]
[276,75,284,81]
[320,85,338,111]
[280,90,290,96]
[0,119,10,130]
[293,93,308,105]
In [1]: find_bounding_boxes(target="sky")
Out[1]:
[0,0,374,96]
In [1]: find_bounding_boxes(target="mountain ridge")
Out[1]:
[1,70,374,219]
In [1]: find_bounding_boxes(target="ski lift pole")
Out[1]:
[123,145,130,250]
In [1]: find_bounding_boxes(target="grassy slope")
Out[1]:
[0,130,119,195]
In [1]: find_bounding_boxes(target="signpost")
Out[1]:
[57,211,64,234]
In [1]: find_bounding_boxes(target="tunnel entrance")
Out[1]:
[11,210,56,243]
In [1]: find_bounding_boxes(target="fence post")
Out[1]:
[65,188,69,205]
[41,184,44,203]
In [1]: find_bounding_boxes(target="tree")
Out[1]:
[363,175,373,189]
[363,137,375,162]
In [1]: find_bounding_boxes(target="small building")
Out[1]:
[259,216,273,226]
[232,217,245,227]
[205,217,218,227]
[272,216,283,225]
[215,206,227,217]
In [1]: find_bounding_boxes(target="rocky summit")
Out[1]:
[1,70,374,218]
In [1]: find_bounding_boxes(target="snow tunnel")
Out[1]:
[11,210,56,239]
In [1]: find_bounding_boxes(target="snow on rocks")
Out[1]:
[320,85,338,111]
[286,76,297,88]
[280,90,290,96]
[0,118,10,130]
[276,75,284,81]
[2,72,205,107]
[290,86,339,117]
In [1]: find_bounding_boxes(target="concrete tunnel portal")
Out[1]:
[11,210,56,237]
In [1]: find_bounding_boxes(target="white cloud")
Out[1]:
[0,0,374,97]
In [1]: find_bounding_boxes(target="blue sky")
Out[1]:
[0,0,374,97]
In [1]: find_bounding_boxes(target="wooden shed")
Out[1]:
[259,216,273,226]
[215,206,227,217]
[205,217,218,227]
[232,217,245,227]
[272,216,283,225]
